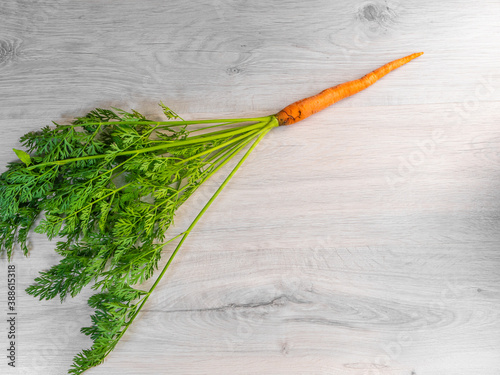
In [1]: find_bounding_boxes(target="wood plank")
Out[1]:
[0,0,499,374]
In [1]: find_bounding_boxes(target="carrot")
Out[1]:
[275,52,424,126]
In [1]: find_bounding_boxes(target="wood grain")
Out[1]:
[0,0,499,374]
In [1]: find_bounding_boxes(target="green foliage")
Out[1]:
[70,284,148,374]
[0,104,277,374]
[13,148,31,166]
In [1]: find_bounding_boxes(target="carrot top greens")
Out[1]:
[0,105,277,374]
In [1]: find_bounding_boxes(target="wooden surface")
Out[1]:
[1,1,499,374]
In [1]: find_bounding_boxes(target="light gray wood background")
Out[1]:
[1,1,499,374]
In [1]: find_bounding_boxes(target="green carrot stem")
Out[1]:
[28,119,272,169]
[97,120,276,365]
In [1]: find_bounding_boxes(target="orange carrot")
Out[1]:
[275,52,423,126]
